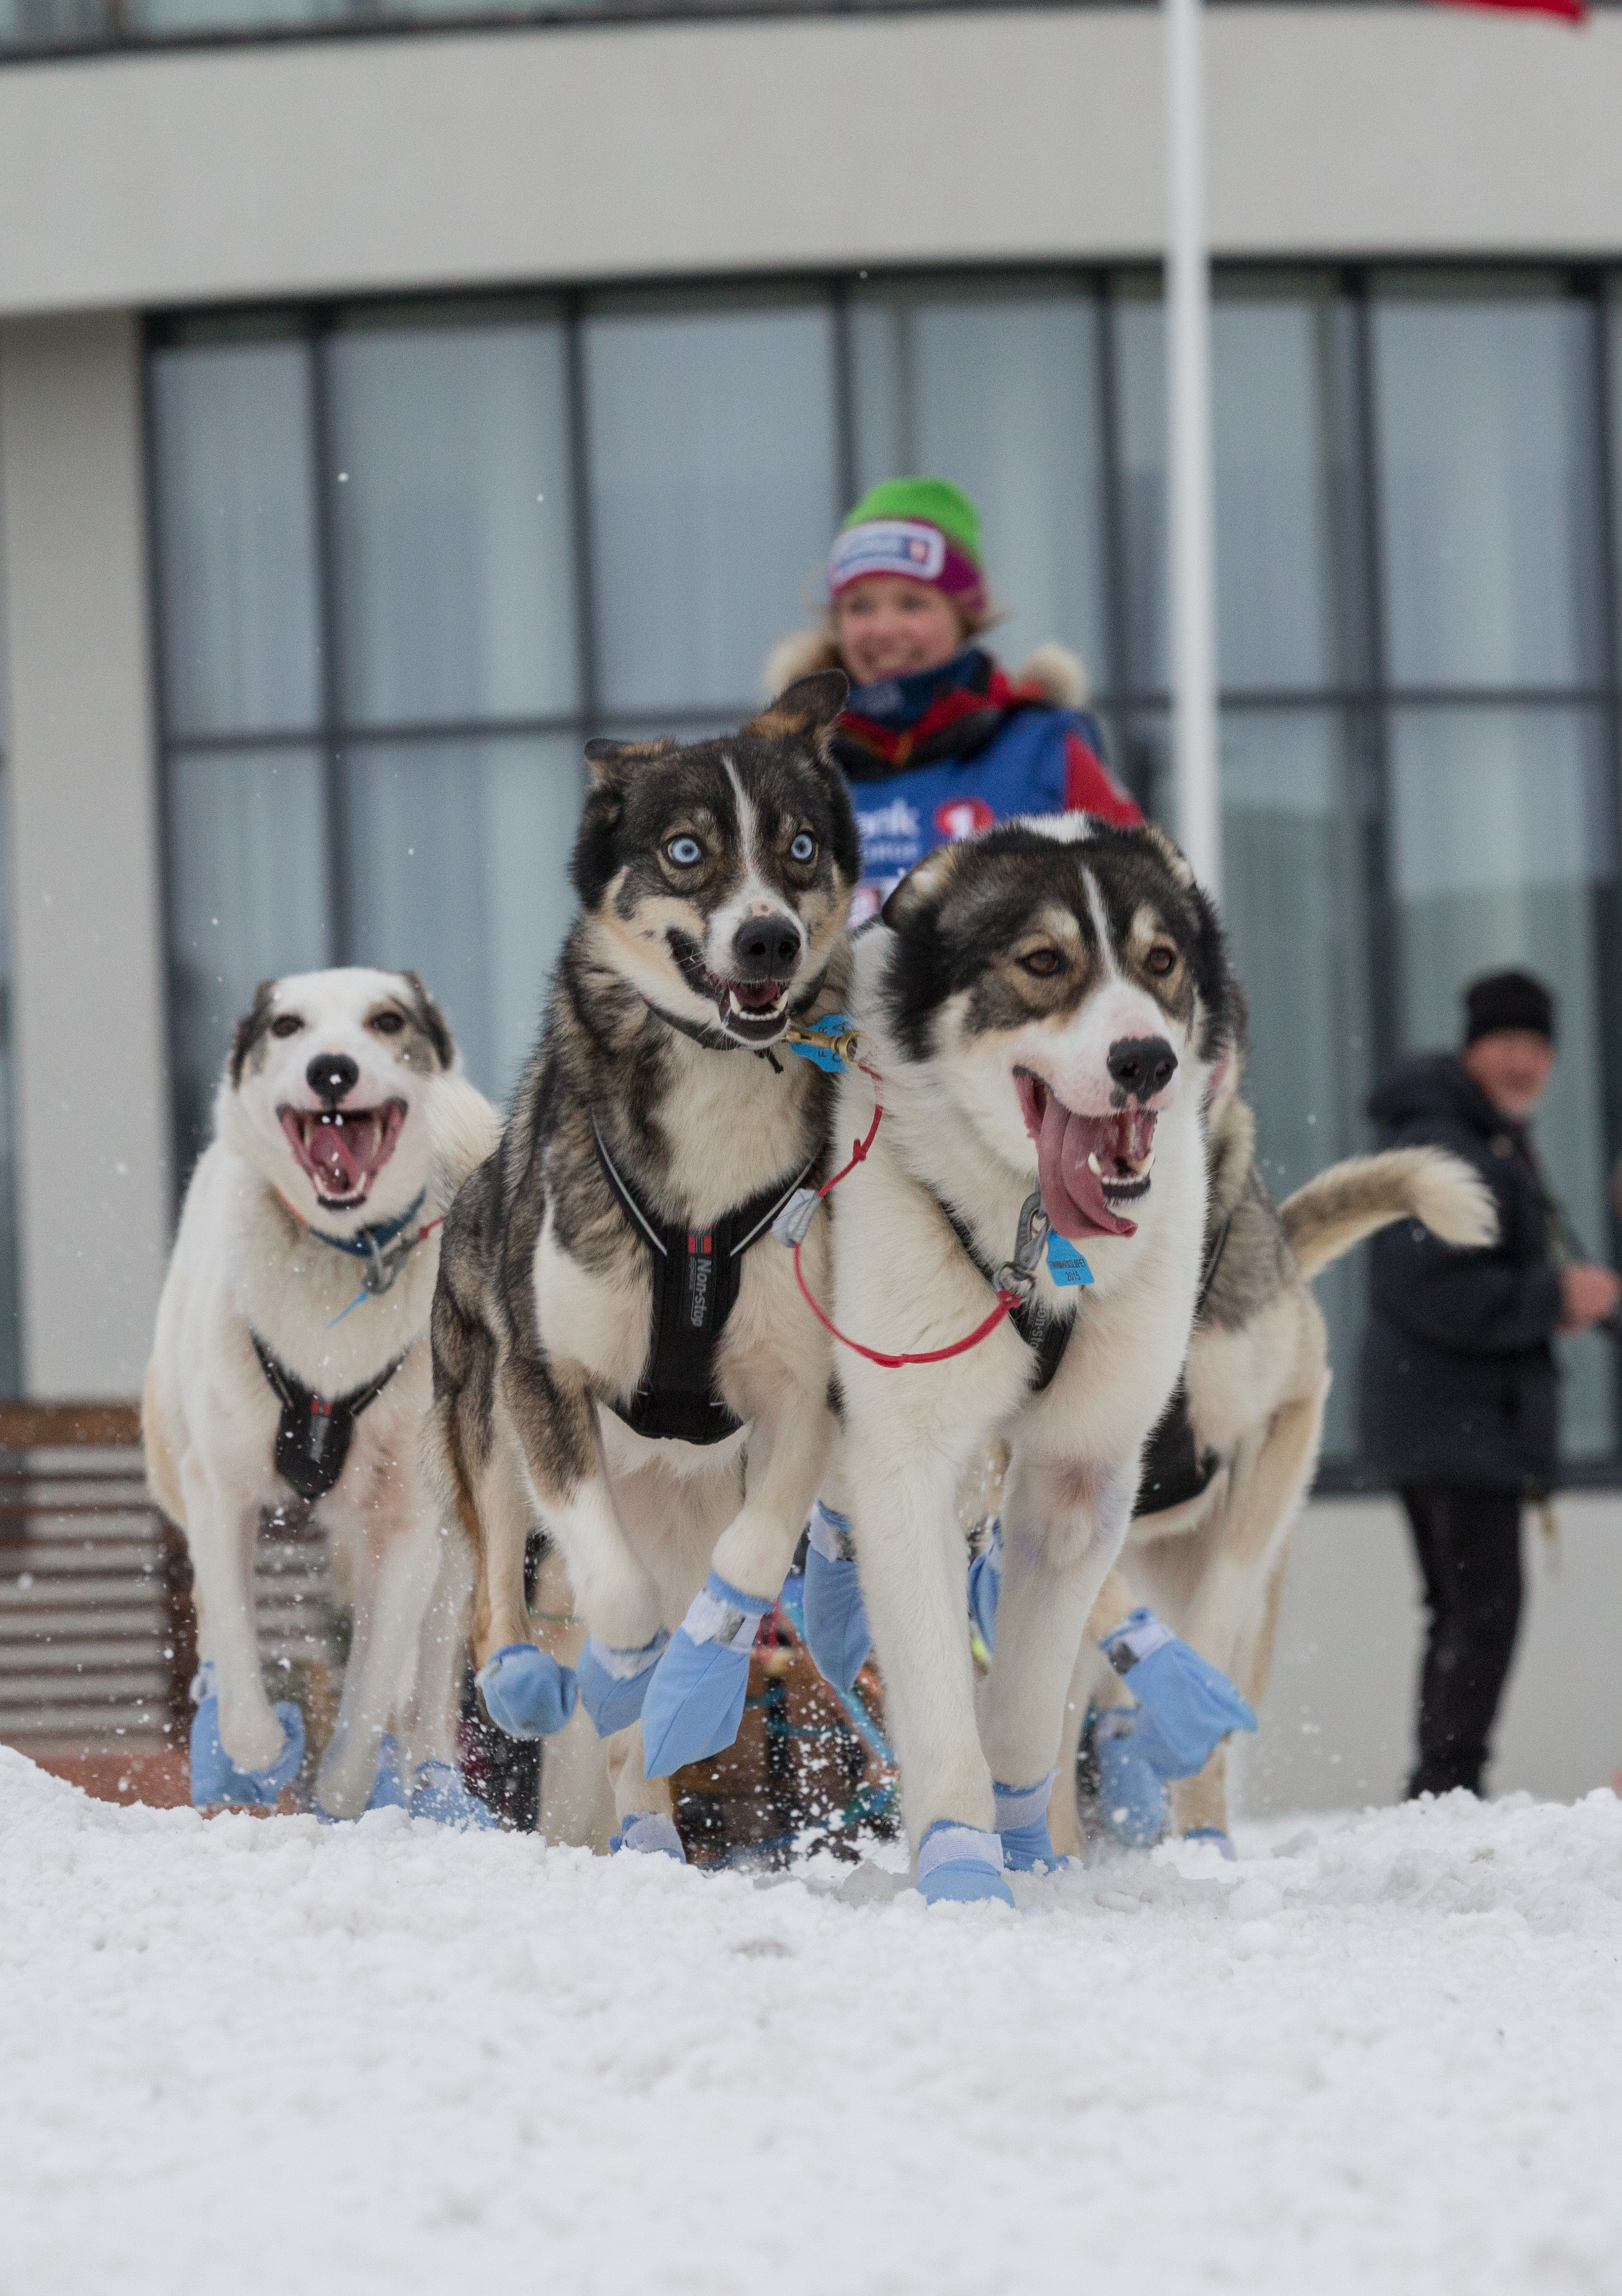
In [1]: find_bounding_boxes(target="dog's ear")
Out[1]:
[582,735,674,792]
[751,669,849,740]
[399,971,456,1070]
[1136,819,1199,893]
[229,980,278,1086]
[881,842,961,934]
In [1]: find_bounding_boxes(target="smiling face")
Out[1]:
[880,819,1235,1241]
[571,672,861,1050]
[219,967,454,1225]
[833,576,970,687]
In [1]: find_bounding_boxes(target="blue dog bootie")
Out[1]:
[802,1502,872,1690]
[576,1629,671,1738]
[967,1517,1004,1653]
[365,1733,408,1811]
[1088,1704,1169,1849]
[1099,1608,1256,1779]
[189,1662,305,1808]
[476,1642,580,1740]
[994,1772,1070,1874]
[410,1760,496,1828]
[610,1811,687,1861]
[1182,1826,1238,1861]
[917,1819,1015,1908]
[639,1573,773,1778]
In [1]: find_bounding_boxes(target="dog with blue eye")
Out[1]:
[428,673,861,1861]
[144,965,497,1825]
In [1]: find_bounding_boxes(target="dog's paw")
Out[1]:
[916,1819,1015,1907]
[639,1575,771,1778]
[1099,1609,1256,1778]
[190,1671,305,1809]
[993,1774,1071,1875]
[1088,1705,1169,1848]
[576,1630,670,1738]
[610,1811,686,1860]
[802,1508,871,1689]
[476,1644,579,1740]
[410,1761,496,1829]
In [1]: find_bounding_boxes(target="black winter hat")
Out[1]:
[1463,969,1556,1047]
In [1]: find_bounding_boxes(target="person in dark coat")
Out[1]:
[1360,969,1621,1799]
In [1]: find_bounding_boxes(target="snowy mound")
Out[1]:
[3,1747,1620,2293]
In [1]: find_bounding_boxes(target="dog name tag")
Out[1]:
[1046,1235,1093,1288]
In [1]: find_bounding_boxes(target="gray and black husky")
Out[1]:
[429,672,859,1857]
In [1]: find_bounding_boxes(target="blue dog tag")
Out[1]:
[1046,1234,1094,1287]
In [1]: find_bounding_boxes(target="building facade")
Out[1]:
[4,1,1622,1488]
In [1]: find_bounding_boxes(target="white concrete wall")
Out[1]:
[0,312,169,1396]
[1241,1494,1622,1816]
[0,6,1620,320]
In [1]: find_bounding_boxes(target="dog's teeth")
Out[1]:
[1087,1152,1104,1178]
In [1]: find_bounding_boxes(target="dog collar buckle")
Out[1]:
[995,1193,1051,1298]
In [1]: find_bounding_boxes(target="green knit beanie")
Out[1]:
[828,477,985,606]
[840,477,982,565]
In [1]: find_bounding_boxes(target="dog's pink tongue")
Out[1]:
[309,1119,366,1193]
[1035,1099,1138,1240]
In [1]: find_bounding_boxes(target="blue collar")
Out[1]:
[308,1190,426,1259]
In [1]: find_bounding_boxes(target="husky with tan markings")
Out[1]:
[824,814,1239,1904]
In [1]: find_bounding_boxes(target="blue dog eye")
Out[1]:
[789,832,816,863]
[666,837,703,867]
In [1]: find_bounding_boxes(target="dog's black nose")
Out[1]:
[306,1052,360,1106]
[731,913,803,981]
[1108,1036,1177,1101]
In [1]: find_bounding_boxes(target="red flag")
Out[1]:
[1428,0,1584,19]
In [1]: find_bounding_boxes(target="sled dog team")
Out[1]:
[145,672,1495,1902]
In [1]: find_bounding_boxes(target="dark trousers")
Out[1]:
[1399,1485,1525,1799]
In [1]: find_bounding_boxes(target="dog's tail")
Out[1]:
[429,1074,503,1204]
[1280,1148,1498,1282]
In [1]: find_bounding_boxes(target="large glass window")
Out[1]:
[0,607,21,1396]
[150,265,1622,1478]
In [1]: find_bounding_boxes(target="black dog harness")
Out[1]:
[927,1190,1074,1396]
[1132,1214,1234,1518]
[252,1335,406,1504]
[590,1112,819,1447]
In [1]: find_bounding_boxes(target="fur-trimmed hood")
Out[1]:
[762,627,1090,712]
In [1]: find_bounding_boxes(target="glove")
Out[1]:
[994,1772,1070,1874]
[1099,1608,1256,1779]
[640,1573,773,1778]
[476,1642,579,1740]
[916,1819,1014,1907]
[967,1517,1003,1652]
[410,1761,497,1829]
[576,1629,670,1738]
[189,1662,305,1808]
[1088,1703,1168,1848]
[802,1502,871,1689]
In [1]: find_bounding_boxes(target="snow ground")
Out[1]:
[3,1750,1619,2296]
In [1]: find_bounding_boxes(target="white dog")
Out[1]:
[144,966,494,1821]
[826,818,1235,1903]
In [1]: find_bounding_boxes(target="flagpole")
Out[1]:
[1165,0,1221,895]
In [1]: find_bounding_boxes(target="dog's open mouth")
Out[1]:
[278,1101,408,1211]
[1014,1072,1156,1240]
[670,936,793,1045]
